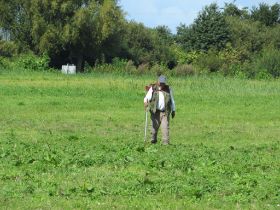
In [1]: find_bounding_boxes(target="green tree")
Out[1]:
[226,16,268,58]
[122,21,154,65]
[176,3,230,52]
[123,22,175,68]
[30,0,124,71]
[0,0,125,71]
[250,3,280,26]
[155,25,174,44]
[266,25,280,49]
[255,47,280,78]
[0,0,33,50]
[176,24,192,51]
[223,2,249,19]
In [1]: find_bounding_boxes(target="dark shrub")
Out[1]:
[195,51,223,72]
[245,47,280,78]
[255,47,280,78]
[0,41,18,57]
[172,64,196,76]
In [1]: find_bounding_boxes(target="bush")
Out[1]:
[255,69,272,80]
[94,63,113,73]
[195,51,223,72]
[242,47,280,79]
[171,45,201,65]
[172,64,197,76]
[0,56,11,69]
[150,64,169,76]
[91,58,138,75]
[137,63,150,74]
[125,60,137,74]
[255,47,280,78]
[185,51,201,64]
[15,53,50,71]
[112,58,127,71]
[233,66,247,79]
[0,41,18,57]
[171,45,188,64]
[218,44,244,76]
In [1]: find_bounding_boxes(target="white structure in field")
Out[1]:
[62,64,76,74]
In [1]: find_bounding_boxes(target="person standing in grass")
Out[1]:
[144,75,176,145]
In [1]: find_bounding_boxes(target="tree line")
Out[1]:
[0,0,280,78]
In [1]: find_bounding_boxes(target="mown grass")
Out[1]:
[0,70,279,209]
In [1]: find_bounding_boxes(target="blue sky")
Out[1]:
[119,0,279,33]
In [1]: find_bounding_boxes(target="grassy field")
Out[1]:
[0,70,279,209]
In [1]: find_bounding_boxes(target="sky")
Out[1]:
[119,0,280,33]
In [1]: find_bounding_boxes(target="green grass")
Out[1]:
[0,70,279,209]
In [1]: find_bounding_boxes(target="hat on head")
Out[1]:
[158,75,167,84]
